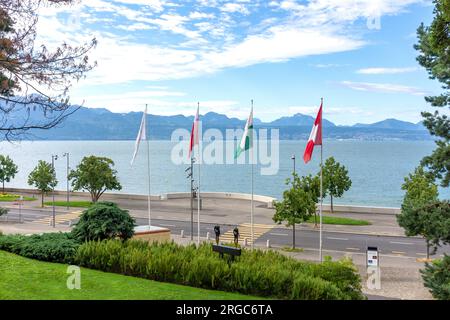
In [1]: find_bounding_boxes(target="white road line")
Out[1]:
[269,233,289,236]
[159,224,176,227]
[346,247,360,251]
[327,237,349,241]
[390,241,414,245]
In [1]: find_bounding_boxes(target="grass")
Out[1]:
[44,201,93,208]
[306,215,371,226]
[0,193,36,202]
[0,250,262,300]
[281,247,304,253]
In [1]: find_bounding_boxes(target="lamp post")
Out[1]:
[185,158,195,241]
[63,152,70,210]
[291,154,296,176]
[51,154,58,227]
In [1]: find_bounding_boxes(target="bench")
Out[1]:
[212,244,241,261]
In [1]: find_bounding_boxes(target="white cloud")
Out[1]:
[356,67,418,74]
[339,81,428,95]
[221,3,250,15]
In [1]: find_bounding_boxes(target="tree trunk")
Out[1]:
[2,180,4,194]
[292,223,296,249]
[41,192,44,208]
[331,195,334,213]
[426,239,430,260]
[314,212,318,227]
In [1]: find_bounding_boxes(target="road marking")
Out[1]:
[159,224,176,227]
[346,247,360,251]
[269,232,289,236]
[220,223,274,244]
[32,211,82,225]
[327,237,348,241]
[390,241,414,245]
[416,253,427,256]
[392,251,405,255]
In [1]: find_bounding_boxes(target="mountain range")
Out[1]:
[15,106,429,141]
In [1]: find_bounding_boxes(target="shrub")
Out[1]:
[421,254,450,300]
[71,202,136,242]
[75,240,364,300]
[0,207,8,216]
[0,232,79,264]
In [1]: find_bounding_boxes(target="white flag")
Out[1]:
[131,105,147,165]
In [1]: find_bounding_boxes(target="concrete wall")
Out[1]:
[5,187,400,214]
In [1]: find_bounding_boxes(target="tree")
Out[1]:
[397,167,441,258]
[421,254,450,300]
[321,157,352,212]
[414,0,450,187]
[0,0,97,140]
[273,173,317,249]
[71,202,136,242]
[0,154,17,193]
[27,160,57,207]
[68,156,122,203]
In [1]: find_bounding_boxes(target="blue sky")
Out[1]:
[36,0,442,125]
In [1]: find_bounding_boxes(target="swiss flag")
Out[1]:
[303,101,323,163]
[188,105,200,158]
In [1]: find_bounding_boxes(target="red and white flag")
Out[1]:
[303,101,322,163]
[188,105,200,158]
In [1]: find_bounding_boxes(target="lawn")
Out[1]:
[0,250,261,300]
[306,215,371,226]
[0,193,36,202]
[43,201,93,208]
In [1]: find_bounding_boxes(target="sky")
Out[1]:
[35,0,444,125]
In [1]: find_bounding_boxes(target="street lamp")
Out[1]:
[185,158,195,241]
[51,154,58,228]
[291,154,296,176]
[62,152,70,210]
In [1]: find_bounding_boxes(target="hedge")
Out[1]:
[0,232,79,264]
[75,240,365,300]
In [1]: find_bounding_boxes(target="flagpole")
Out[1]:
[251,99,254,250]
[145,104,152,229]
[319,98,323,263]
[197,102,201,246]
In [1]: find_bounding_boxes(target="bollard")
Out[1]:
[243,238,248,247]
[181,230,185,238]
[206,232,210,240]
[266,239,271,248]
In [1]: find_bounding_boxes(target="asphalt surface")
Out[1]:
[4,207,449,259]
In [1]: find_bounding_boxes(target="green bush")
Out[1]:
[421,254,450,300]
[0,232,79,264]
[0,207,8,216]
[71,202,136,242]
[75,240,364,300]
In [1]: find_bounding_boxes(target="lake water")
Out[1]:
[0,140,448,207]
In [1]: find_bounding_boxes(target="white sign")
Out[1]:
[367,247,379,267]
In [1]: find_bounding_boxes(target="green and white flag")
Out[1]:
[235,105,253,159]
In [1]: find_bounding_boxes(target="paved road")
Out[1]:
[3,207,449,259]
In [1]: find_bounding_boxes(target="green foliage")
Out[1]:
[0,155,18,193]
[0,207,8,216]
[0,232,79,264]
[43,201,92,208]
[321,157,352,212]
[75,240,365,300]
[0,250,258,300]
[274,173,317,227]
[0,194,35,202]
[68,156,122,203]
[273,173,318,248]
[399,200,450,257]
[401,166,439,210]
[421,254,450,300]
[307,215,370,226]
[71,202,135,242]
[415,0,450,186]
[27,160,57,207]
